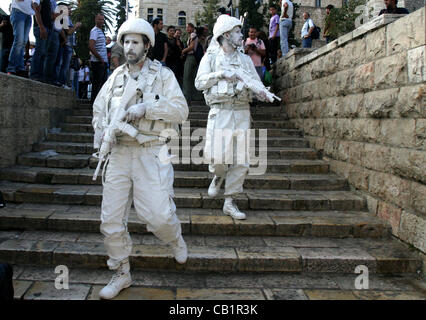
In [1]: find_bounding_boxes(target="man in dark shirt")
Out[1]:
[166,25,183,76]
[379,0,409,15]
[0,15,14,72]
[149,18,168,66]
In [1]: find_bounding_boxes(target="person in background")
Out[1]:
[46,0,63,85]
[78,60,90,99]
[30,0,52,82]
[181,22,198,105]
[88,13,108,102]
[0,15,14,73]
[57,4,81,88]
[244,27,266,81]
[105,35,112,75]
[166,25,182,77]
[149,18,168,66]
[323,5,336,44]
[268,4,280,64]
[301,12,314,48]
[70,53,80,97]
[174,28,184,86]
[110,37,125,72]
[378,0,409,15]
[279,0,293,56]
[7,0,34,77]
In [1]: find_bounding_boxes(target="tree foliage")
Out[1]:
[115,0,132,34]
[195,0,221,32]
[63,0,118,61]
[238,0,264,34]
[326,0,366,38]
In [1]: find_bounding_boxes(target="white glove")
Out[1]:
[221,70,238,82]
[123,103,147,122]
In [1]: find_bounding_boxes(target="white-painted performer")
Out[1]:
[92,18,189,300]
[195,15,278,220]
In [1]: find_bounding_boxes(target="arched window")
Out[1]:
[178,11,186,27]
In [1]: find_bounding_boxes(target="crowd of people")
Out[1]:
[0,0,411,103]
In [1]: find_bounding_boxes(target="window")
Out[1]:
[157,8,163,20]
[147,8,153,23]
[178,11,186,27]
[315,0,321,7]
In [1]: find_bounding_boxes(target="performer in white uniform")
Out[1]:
[92,18,189,299]
[195,15,273,220]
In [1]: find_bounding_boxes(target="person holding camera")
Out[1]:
[244,27,266,81]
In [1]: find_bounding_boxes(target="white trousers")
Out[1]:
[100,144,182,270]
[205,105,251,196]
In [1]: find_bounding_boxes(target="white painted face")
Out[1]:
[225,26,243,48]
[123,33,146,65]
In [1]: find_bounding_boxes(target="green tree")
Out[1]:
[195,0,221,32]
[64,0,118,60]
[239,0,264,34]
[115,0,132,34]
[326,0,366,38]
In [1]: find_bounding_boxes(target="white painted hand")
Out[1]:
[221,70,238,82]
[123,103,147,122]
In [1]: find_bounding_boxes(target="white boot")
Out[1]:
[99,259,132,299]
[170,235,188,264]
[223,198,246,220]
[208,175,224,197]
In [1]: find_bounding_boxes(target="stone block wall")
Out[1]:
[273,8,425,253]
[0,73,76,168]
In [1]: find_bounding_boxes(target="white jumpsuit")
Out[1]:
[92,59,188,270]
[195,49,262,196]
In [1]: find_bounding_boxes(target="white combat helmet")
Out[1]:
[212,14,243,41]
[117,18,155,47]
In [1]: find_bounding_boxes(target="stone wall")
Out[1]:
[0,74,76,168]
[273,8,426,253]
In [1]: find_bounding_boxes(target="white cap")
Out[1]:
[212,14,243,41]
[117,18,155,47]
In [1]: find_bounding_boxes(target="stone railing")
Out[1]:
[273,8,425,253]
[0,73,76,168]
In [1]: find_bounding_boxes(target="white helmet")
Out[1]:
[117,18,155,47]
[212,14,242,41]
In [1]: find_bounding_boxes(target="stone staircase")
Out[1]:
[0,100,423,299]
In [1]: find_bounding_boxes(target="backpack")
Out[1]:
[311,25,321,40]
[194,41,204,64]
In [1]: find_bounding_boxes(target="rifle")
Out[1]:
[232,68,281,103]
[92,78,157,181]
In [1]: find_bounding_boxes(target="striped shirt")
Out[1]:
[89,26,108,63]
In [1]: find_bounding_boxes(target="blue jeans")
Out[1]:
[58,45,73,85]
[44,30,60,84]
[279,19,292,56]
[30,27,51,80]
[0,48,11,72]
[7,8,32,73]
[72,70,79,97]
[55,45,73,85]
[302,37,312,48]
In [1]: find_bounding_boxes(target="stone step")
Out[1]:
[46,132,309,148]
[0,181,365,210]
[88,156,329,174]
[64,116,296,129]
[0,230,420,274]
[0,204,387,238]
[60,123,303,138]
[0,166,348,190]
[9,265,426,300]
[17,152,329,173]
[187,112,287,121]
[34,141,318,160]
